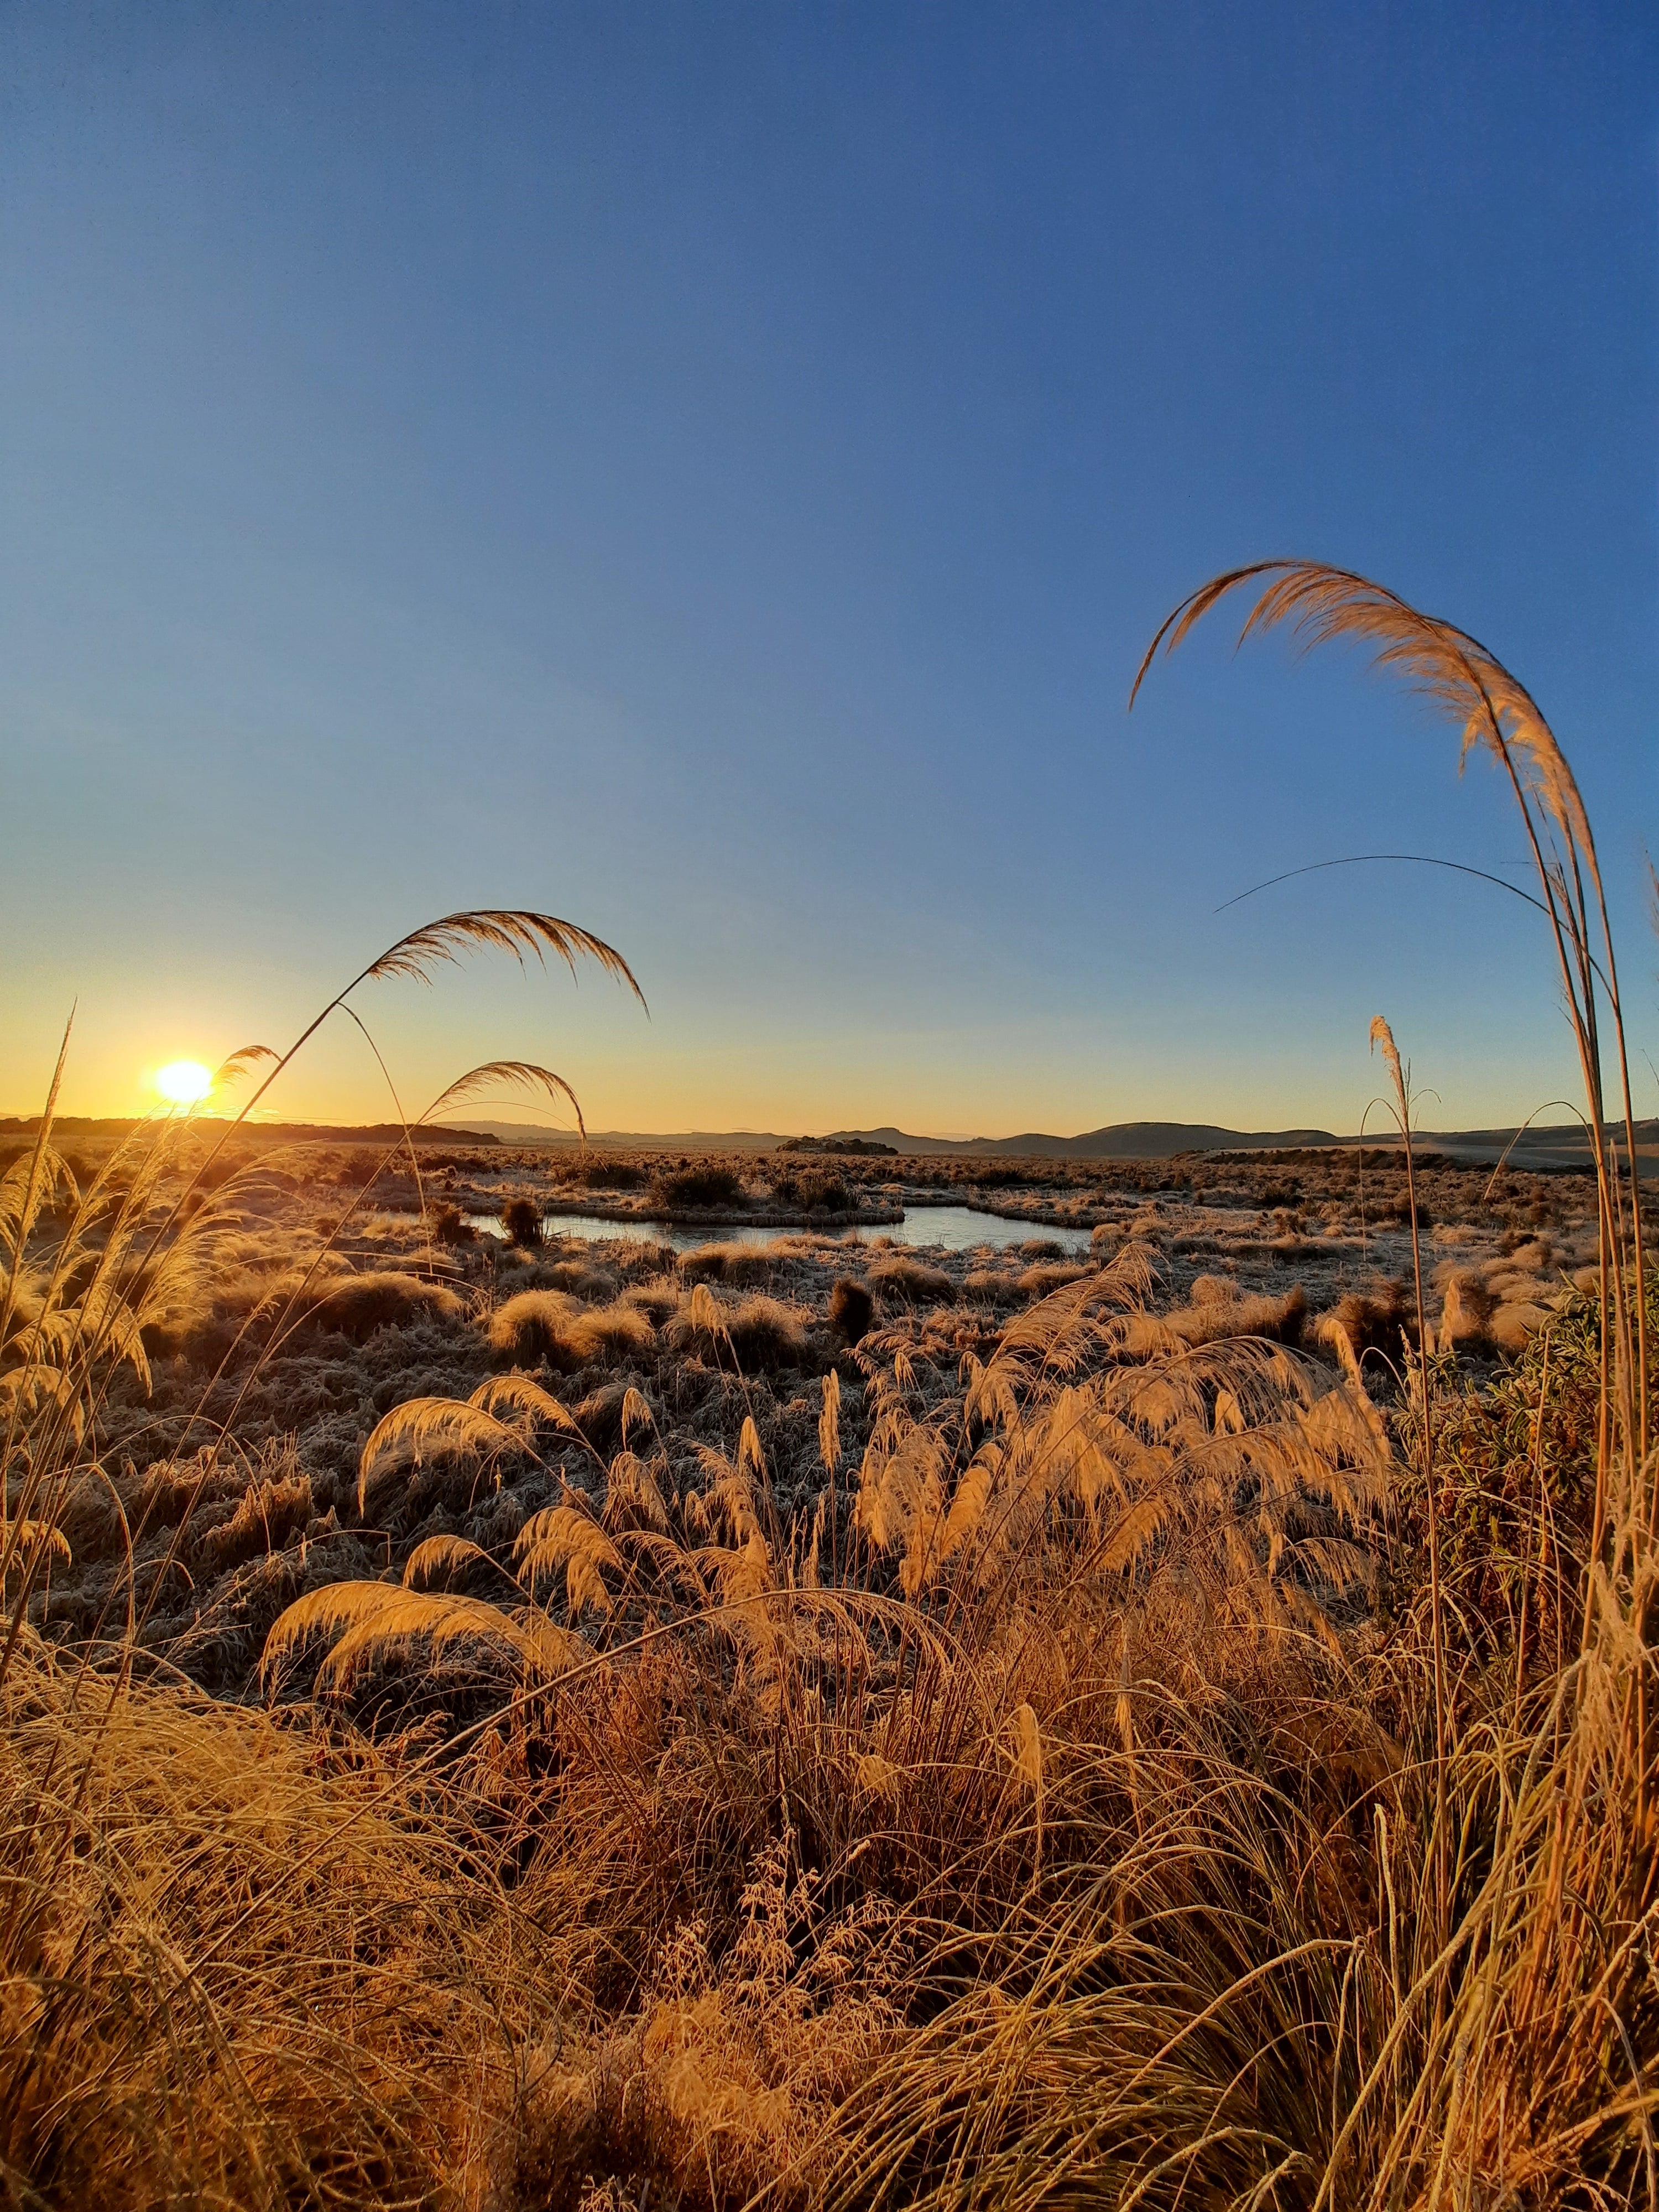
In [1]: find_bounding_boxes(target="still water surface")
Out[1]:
[461,1204,1093,1257]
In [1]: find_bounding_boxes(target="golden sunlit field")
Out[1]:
[4,568,1657,2210]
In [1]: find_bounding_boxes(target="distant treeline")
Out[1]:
[0,1117,502,1146]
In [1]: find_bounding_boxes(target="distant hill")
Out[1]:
[15,1110,1644,1172]
[445,1117,1342,1158]
[819,1122,1342,1159]
[439,1120,792,1152]
[440,1114,1658,1172]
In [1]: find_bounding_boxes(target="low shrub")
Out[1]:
[500,1197,542,1247]
[828,1276,874,1344]
[573,1157,645,1191]
[771,1168,851,1212]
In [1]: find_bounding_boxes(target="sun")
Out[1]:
[154,1058,215,1106]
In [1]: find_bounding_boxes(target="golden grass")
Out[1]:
[4,591,1658,2208]
[0,1650,530,2208]
[488,1287,656,1370]
[666,1285,818,1371]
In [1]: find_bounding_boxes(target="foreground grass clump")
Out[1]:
[4,577,1658,2207]
[0,1651,530,2208]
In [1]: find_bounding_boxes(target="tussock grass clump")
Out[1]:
[867,1255,954,1306]
[307,1270,466,1342]
[562,1303,658,1368]
[488,1288,581,1363]
[534,1258,621,1300]
[488,1288,655,1370]
[651,1163,744,1211]
[1317,1279,1413,1368]
[666,1285,817,1371]
[1016,1258,1093,1298]
[621,1273,683,1324]
[1165,1281,1307,1347]
[0,1653,524,2210]
[679,1239,776,1285]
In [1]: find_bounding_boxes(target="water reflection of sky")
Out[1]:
[462,1203,1093,1257]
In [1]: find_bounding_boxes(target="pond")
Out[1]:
[460,1203,1095,1257]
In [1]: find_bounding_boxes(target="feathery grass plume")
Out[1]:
[601,1449,671,1535]
[820,1369,842,1477]
[1131,557,1647,1512]
[619,1384,656,1446]
[402,1534,497,1590]
[423,1058,591,1139]
[211,1042,280,1088]
[262,1579,581,1691]
[356,909,646,1001]
[357,1396,538,1516]
[514,1500,624,1619]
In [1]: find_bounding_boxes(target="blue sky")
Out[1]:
[2,3,1655,1136]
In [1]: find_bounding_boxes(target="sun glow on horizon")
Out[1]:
[154,1058,214,1106]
